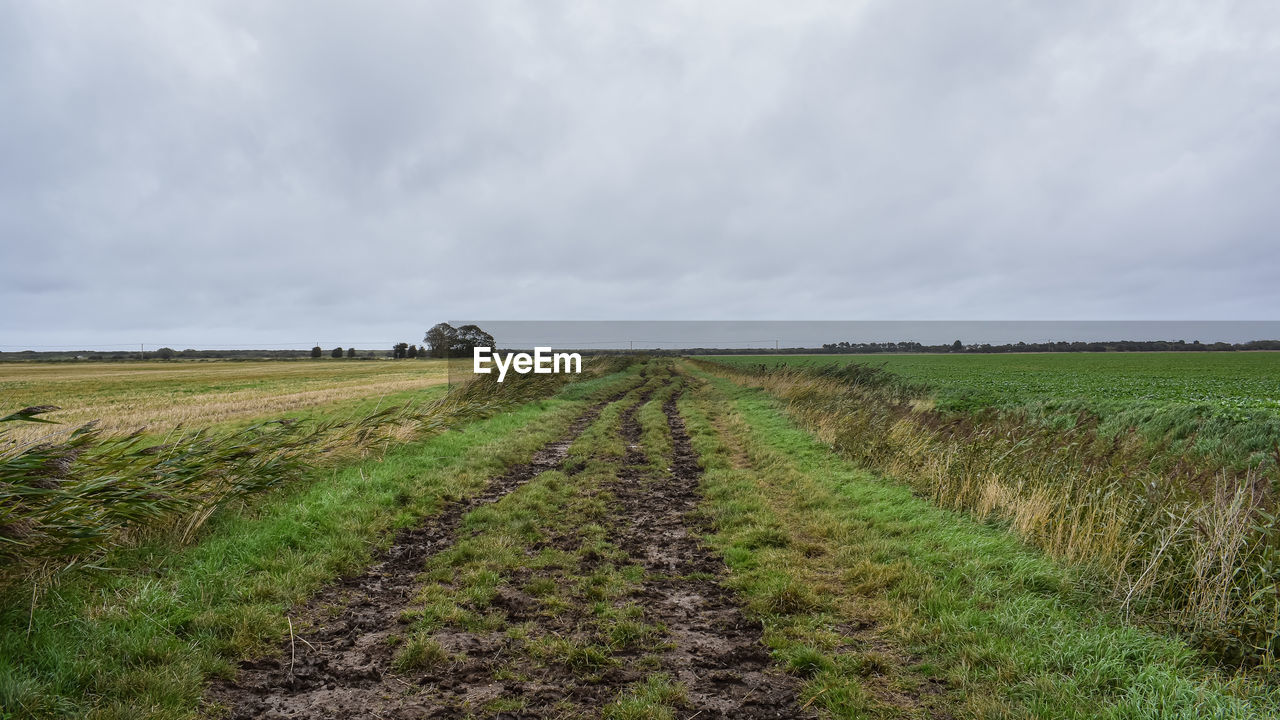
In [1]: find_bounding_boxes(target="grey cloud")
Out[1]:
[2,1,1279,349]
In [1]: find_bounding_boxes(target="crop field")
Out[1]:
[0,359,449,445]
[3,357,1279,719]
[710,352,1280,416]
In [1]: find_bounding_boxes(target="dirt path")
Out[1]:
[205,396,619,719]
[207,371,811,718]
[606,387,814,718]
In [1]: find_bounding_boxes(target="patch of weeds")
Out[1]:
[525,576,559,597]
[620,564,646,583]
[606,619,661,650]
[637,654,663,670]
[537,594,574,617]
[492,663,528,682]
[604,673,688,720]
[392,634,451,672]
[836,650,893,677]
[782,645,835,677]
[749,571,819,616]
[504,622,534,642]
[459,609,505,633]
[532,635,617,672]
[528,547,576,571]
[578,567,629,602]
[484,696,527,713]
[413,587,474,631]
[459,568,502,609]
[741,525,791,550]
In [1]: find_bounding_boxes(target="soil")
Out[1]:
[601,392,814,718]
[206,378,812,719]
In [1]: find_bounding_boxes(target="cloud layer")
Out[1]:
[3,1,1278,348]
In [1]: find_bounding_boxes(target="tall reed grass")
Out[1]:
[0,364,622,589]
[696,359,1280,666]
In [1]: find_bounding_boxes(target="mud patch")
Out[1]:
[603,389,815,719]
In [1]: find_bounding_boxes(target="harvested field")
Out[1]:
[0,360,448,443]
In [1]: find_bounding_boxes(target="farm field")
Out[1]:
[709,352,1280,415]
[0,359,449,445]
[3,358,1278,718]
[698,354,1280,670]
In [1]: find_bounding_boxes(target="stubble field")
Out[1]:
[0,359,450,445]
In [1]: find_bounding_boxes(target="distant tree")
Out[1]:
[347,347,356,358]
[406,344,418,359]
[951,340,963,352]
[393,342,409,359]
[453,325,495,354]
[311,346,323,358]
[424,323,457,358]
[424,323,495,357]
[417,345,427,358]
[331,347,343,358]
[155,347,176,360]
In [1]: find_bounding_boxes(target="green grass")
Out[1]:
[603,673,688,720]
[711,352,1280,417]
[683,366,1280,718]
[0,368,640,719]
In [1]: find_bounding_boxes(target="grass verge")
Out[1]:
[692,359,1280,664]
[682,365,1280,718]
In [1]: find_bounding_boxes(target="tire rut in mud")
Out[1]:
[606,387,815,719]
[204,395,622,720]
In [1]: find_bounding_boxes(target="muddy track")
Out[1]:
[407,382,810,718]
[205,393,625,719]
[607,386,815,719]
[206,372,812,719]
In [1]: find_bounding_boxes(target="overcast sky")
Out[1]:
[2,1,1278,350]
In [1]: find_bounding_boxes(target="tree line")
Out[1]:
[812,339,1280,354]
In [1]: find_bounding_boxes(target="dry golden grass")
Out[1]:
[0,359,448,443]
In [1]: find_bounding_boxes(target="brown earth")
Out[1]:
[603,387,814,718]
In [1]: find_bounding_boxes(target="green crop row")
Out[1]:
[712,352,1280,415]
[712,352,1280,472]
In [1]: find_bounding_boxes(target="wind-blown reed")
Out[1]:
[0,368,602,587]
[696,359,1280,665]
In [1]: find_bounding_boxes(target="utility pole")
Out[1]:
[140,343,144,360]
